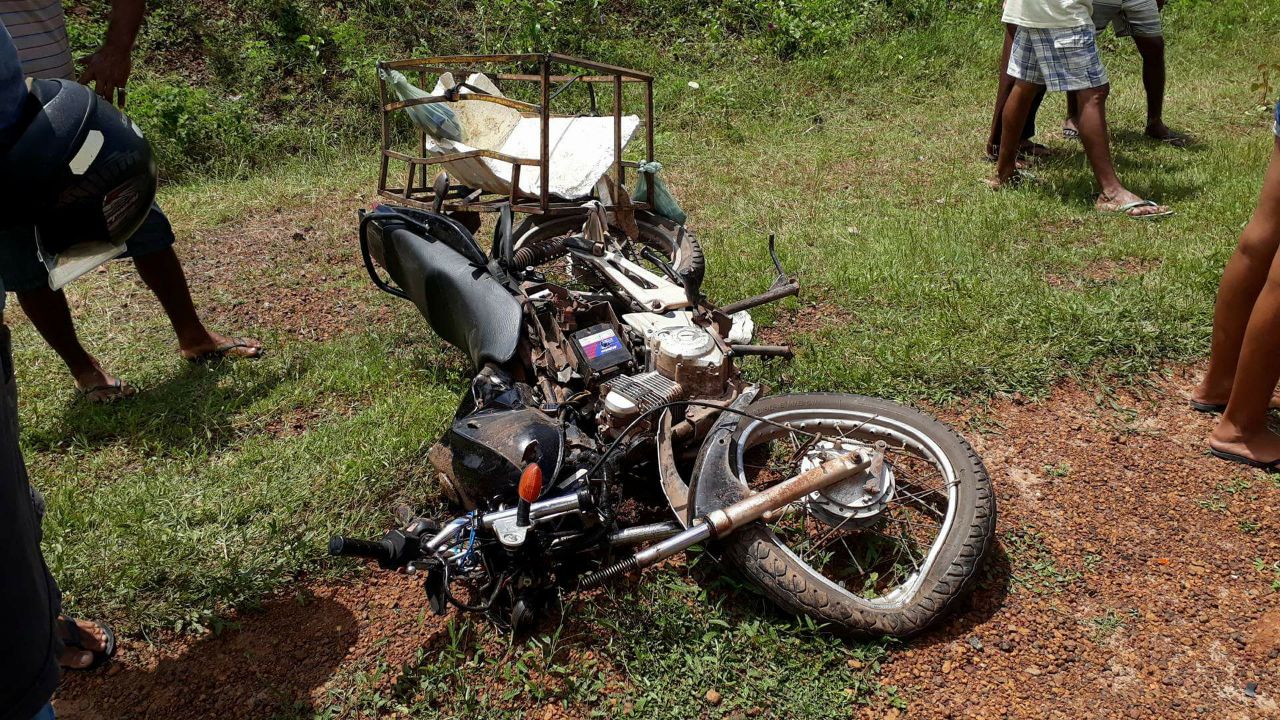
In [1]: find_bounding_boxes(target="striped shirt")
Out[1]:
[0,0,73,80]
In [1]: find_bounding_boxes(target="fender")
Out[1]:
[687,385,760,525]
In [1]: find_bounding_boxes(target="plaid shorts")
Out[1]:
[1007,25,1110,93]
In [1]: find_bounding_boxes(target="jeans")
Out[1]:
[31,703,55,720]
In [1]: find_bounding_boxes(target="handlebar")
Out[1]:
[328,536,395,564]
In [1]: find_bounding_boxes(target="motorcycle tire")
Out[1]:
[715,392,995,638]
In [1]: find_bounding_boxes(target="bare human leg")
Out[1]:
[14,286,131,400]
[1075,84,1170,217]
[1132,34,1174,141]
[131,247,262,360]
[1195,140,1280,411]
[988,23,1047,161]
[986,23,1019,158]
[1065,90,1080,138]
[990,79,1042,186]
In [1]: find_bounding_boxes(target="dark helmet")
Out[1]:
[0,78,156,254]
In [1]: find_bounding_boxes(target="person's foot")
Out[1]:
[1210,421,1280,468]
[985,170,1028,190]
[1190,380,1280,412]
[179,333,265,363]
[58,616,112,670]
[1062,120,1080,140]
[1096,190,1171,218]
[983,148,1029,170]
[72,359,136,404]
[1145,120,1187,147]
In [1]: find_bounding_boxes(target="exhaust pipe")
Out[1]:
[581,452,873,588]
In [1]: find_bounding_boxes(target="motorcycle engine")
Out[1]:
[599,312,730,434]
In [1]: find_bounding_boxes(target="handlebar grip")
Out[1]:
[328,536,392,562]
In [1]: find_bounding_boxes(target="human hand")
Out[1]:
[79,44,132,108]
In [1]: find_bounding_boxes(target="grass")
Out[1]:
[1004,527,1082,594]
[1086,608,1138,642]
[14,3,1280,716]
[308,570,900,718]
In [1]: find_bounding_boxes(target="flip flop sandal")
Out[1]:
[61,616,117,671]
[1189,400,1226,414]
[1062,126,1080,140]
[1102,199,1174,220]
[1209,448,1280,472]
[184,337,265,364]
[77,378,136,404]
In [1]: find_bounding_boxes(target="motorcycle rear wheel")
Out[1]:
[511,210,703,290]
[718,393,995,638]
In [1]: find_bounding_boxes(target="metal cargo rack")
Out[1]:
[376,53,657,217]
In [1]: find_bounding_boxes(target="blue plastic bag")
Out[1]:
[632,161,687,225]
[380,67,464,142]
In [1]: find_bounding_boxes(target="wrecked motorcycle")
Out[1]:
[329,55,994,637]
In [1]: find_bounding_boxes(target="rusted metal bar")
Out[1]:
[645,78,656,207]
[383,148,540,166]
[498,73,647,84]
[383,54,542,68]
[378,69,390,195]
[729,344,794,359]
[417,70,428,183]
[539,55,551,213]
[384,94,537,114]
[702,454,872,536]
[546,53,653,80]
[384,54,651,81]
[510,163,522,203]
[718,281,801,315]
[613,74,623,191]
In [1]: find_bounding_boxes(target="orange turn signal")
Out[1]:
[518,463,544,504]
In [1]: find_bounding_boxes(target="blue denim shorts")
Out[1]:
[0,203,175,292]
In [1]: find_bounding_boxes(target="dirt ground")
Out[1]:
[877,364,1280,720]
[51,361,1280,719]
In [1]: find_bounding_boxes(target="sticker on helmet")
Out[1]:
[68,130,105,175]
[102,179,142,234]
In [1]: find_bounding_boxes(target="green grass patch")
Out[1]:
[308,568,900,719]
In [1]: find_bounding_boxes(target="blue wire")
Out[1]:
[459,511,479,569]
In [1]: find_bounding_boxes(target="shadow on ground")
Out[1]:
[26,361,285,455]
[54,591,357,720]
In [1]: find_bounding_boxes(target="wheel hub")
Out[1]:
[801,440,896,528]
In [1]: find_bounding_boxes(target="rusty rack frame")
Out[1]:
[376,53,656,216]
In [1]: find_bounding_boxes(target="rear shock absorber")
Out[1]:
[511,234,572,269]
